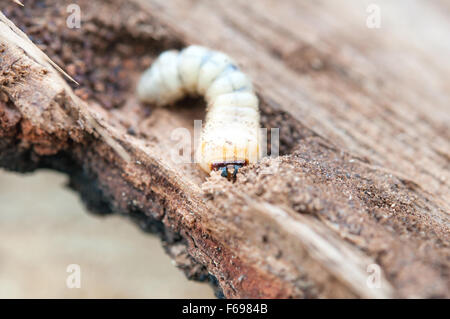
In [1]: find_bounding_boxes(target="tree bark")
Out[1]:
[0,0,448,298]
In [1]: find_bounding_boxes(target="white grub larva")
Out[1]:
[137,45,261,178]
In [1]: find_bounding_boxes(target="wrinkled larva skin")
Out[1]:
[137,45,261,174]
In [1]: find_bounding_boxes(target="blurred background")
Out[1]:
[0,169,214,298]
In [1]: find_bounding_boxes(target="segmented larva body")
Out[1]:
[137,45,261,176]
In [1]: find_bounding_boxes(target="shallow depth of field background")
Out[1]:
[0,169,214,298]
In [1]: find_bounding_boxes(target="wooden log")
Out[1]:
[0,0,448,298]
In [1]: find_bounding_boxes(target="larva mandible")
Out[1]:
[137,45,261,178]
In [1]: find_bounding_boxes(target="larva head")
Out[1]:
[212,161,247,181]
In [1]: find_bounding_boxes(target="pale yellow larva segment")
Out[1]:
[137,51,183,106]
[157,50,185,104]
[205,70,253,103]
[206,105,260,128]
[178,45,210,94]
[197,52,235,95]
[210,92,259,110]
[136,58,165,104]
[197,102,261,173]
[196,123,260,172]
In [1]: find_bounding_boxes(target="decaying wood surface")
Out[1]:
[0,0,448,298]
